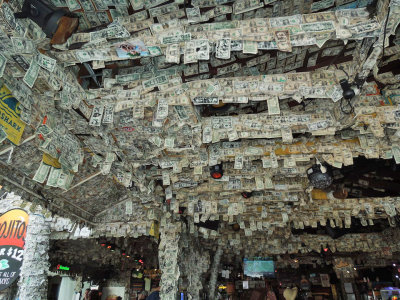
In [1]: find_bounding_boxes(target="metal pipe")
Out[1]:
[0,160,95,217]
[0,135,36,156]
[62,170,102,194]
[0,176,96,225]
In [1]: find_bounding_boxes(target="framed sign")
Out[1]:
[0,209,29,291]
[0,85,26,145]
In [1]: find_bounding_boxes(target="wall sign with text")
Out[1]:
[0,209,29,291]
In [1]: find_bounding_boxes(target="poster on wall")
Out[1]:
[0,209,29,291]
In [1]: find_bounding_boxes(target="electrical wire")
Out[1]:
[325,42,347,70]
[340,97,354,115]
[338,66,350,80]
[334,65,354,115]
[302,99,314,108]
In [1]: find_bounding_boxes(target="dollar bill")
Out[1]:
[311,0,334,12]
[148,46,162,56]
[217,62,240,75]
[90,29,109,41]
[149,3,178,17]
[267,96,280,115]
[162,33,191,44]
[301,21,335,32]
[156,98,169,119]
[216,38,231,59]
[157,9,186,23]
[142,75,169,89]
[66,0,82,11]
[20,106,32,125]
[85,12,101,27]
[0,54,6,78]
[274,30,292,52]
[132,104,145,119]
[195,39,210,60]
[102,104,114,124]
[93,0,109,10]
[174,105,189,120]
[231,40,243,51]
[97,11,110,24]
[234,154,243,169]
[186,7,202,23]
[184,41,197,64]
[350,20,381,35]
[105,0,128,6]
[75,50,93,63]
[166,44,180,63]
[11,37,35,54]
[306,53,318,67]
[300,86,328,98]
[233,0,263,15]
[281,127,293,143]
[393,145,400,164]
[47,167,61,187]
[80,0,95,10]
[246,53,270,67]
[130,0,144,9]
[192,97,219,105]
[307,120,330,131]
[303,12,336,23]
[33,161,51,183]
[1,3,17,30]
[144,0,169,8]
[23,58,40,88]
[243,40,258,54]
[38,53,56,72]
[89,105,105,126]
[321,45,343,57]
[116,73,141,84]
[192,0,216,6]
[110,8,123,20]
[258,41,278,50]
[57,170,74,190]
[114,100,134,112]
[51,0,67,6]
[213,5,232,17]
[290,34,316,47]
[269,14,302,27]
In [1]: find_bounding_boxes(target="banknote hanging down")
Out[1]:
[52,7,388,66]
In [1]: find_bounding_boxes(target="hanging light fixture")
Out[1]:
[340,79,355,100]
[241,191,253,199]
[210,164,223,179]
[306,164,333,189]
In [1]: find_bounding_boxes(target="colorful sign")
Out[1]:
[0,85,25,145]
[0,209,29,291]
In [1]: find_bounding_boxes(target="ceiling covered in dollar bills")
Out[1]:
[0,0,400,258]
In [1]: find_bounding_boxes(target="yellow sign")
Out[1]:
[0,85,25,145]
